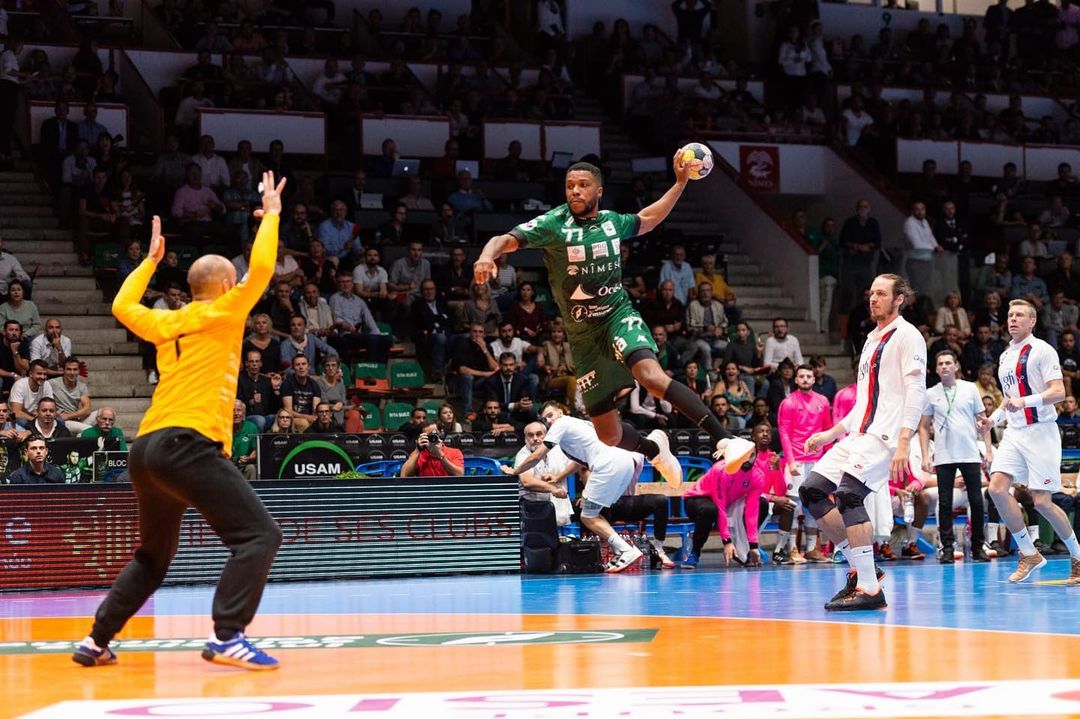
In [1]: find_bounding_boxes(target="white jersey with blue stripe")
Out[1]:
[998,335,1062,426]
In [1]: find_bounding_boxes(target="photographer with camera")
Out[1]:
[400,421,465,477]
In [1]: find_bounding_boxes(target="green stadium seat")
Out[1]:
[353,361,387,381]
[422,399,442,416]
[383,401,414,431]
[390,360,425,390]
[360,402,381,431]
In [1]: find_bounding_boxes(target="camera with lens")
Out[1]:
[424,431,442,446]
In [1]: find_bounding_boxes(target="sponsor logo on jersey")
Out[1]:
[520,219,538,231]
[591,241,609,258]
[567,265,579,276]
[570,285,595,301]
[571,304,614,322]
[578,370,598,392]
[567,246,586,262]
[612,238,620,253]
[613,336,627,361]
[602,220,617,237]
[575,260,619,276]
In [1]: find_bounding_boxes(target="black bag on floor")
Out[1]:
[556,538,602,574]
[521,499,558,573]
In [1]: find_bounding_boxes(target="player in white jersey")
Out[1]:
[977,299,1080,584]
[507,401,648,572]
[918,348,993,564]
[800,274,928,611]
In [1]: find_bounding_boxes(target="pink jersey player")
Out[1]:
[684,461,766,544]
[777,389,833,469]
[832,382,856,428]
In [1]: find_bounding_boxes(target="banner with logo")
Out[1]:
[0,476,520,590]
[739,144,780,193]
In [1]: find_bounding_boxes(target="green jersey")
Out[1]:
[509,205,640,336]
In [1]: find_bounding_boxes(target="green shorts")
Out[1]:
[568,305,658,413]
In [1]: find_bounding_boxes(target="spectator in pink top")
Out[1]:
[832,357,860,423]
[171,163,228,247]
[682,435,767,568]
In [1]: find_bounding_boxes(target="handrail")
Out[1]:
[712,153,815,255]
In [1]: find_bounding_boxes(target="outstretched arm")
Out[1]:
[474,234,519,284]
[637,150,693,235]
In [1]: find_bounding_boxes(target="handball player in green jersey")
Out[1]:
[474,151,733,487]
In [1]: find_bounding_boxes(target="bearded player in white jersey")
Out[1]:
[977,299,1080,584]
[801,274,928,611]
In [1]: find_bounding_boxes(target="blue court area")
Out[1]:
[6,555,1078,637]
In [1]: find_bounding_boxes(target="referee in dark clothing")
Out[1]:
[72,173,287,671]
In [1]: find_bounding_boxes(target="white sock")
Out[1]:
[1013,527,1037,555]
[986,523,999,544]
[836,538,853,565]
[1064,533,1080,559]
[1028,525,1041,544]
[788,533,798,551]
[608,534,632,554]
[777,530,790,551]
[849,544,879,593]
[81,636,102,650]
[806,534,818,552]
[906,524,920,544]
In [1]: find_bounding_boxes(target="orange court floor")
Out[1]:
[4,559,1080,718]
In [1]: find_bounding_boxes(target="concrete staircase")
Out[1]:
[0,170,151,437]
[572,94,854,388]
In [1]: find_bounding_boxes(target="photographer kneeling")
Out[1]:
[400,422,465,477]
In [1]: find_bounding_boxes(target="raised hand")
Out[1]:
[254,171,287,218]
[473,256,497,285]
[147,215,165,264]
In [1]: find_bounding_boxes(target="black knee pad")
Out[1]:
[798,472,837,520]
[835,474,872,528]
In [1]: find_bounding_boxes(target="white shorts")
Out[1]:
[811,433,893,492]
[784,461,817,497]
[989,422,1062,492]
[581,453,644,512]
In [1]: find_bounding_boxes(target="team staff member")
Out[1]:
[73,172,287,671]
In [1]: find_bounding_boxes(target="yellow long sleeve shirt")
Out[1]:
[112,214,279,455]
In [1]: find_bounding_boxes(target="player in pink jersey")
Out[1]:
[978,298,1080,584]
[832,357,858,421]
[777,365,833,563]
[682,439,766,568]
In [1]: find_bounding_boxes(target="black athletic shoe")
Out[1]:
[827,566,887,605]
[938,546,955,564]
[1049,540,1069,556]
[825,587,887,611]
[773,549,795,565]
[970,549,991,563]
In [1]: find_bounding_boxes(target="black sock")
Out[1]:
[663,380,732,441]
[616,421,659,459]
[215,629,238,642]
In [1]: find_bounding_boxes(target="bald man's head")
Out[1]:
[188,254,238,299]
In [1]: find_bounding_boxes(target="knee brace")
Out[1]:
[798,472,838,520]
[835,474,873,528]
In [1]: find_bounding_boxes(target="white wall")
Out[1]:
[564,0,678,41]
[198,110,325,154]
[30,102,127,145]
[361,116,449,157]
[483,121,542,160]
[125,49,196,94]
[543,122,600,160]
[338,0,471,24]
[819,4,967,41]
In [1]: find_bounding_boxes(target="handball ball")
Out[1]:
[678,142,714,180]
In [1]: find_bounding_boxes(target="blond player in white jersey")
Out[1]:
[801,274,928,611]
[977,299,1080,584]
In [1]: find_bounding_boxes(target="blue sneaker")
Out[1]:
[72,638,117,667]
[201,633,279,671]
[682,550,700,568]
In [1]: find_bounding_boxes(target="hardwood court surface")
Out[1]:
[4,557,1080,718]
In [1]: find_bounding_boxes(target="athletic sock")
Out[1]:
[776,530,790,552]
[788,533,798,551]
[662,381,730,441]
[1013,527,1037,555]
[608,534,632,554]
[615,422,659,460]
[806,534,818,552]
[1065,533,1080,559]
[986,522,999,544]
[836,538,854,565]
[849,544,879,593]
[906,524,920,544]
[82,636,105,651]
